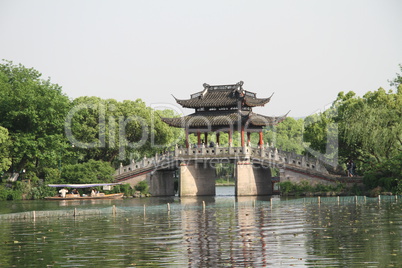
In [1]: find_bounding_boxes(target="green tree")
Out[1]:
[0,61,71,176]
[155,109,185,149]
[334,88,402,165]
[303,65,402,192]
[0,126,12,173]
[265,117,305,154]
[65,97,178,166]
[304,88,401,174]
[303,106,340,168]
[119,100,176,158]
[389,63,402,89]
[60,160,115,184]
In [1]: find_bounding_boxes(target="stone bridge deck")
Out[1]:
[114,146,362,196]
[115,145,356,182]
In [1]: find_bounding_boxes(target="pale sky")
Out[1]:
[1,0,401,117]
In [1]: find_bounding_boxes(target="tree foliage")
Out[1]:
[0,60,71,175]
[0,126,12,172]
[334,88,402,164]
[303,65,402,192]
[0,61,186,197]
[66,97,181,166]
[265,117,305,154]
[60,160,115,184]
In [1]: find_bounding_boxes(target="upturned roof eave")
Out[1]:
[243,92,274,107]
[243,97,271,107]
[246,110,289,126]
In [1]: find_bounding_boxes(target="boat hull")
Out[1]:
[45,193,124,200]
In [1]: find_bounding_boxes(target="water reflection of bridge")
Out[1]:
[114,145,358,196]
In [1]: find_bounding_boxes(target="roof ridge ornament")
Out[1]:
[200,83,209,99]
[231,81,244,96]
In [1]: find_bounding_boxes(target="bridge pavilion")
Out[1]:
[115,82,338,196]
[161,81,287,147]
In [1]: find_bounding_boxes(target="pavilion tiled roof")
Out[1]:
[174,81,272,109]
[243,96,272,107]
[161,110,286,129]
[246,112,287,126]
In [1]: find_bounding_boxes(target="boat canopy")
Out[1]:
[47,183,122,188]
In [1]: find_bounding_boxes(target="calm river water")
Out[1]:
[0,186,401,267]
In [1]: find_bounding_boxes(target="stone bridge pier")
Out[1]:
[119,168,176,196]
[178,158,273,197]
[179,160,216,196]
[149,170,176,196]
[235,160,272,196]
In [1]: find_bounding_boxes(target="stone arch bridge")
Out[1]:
[114,145,360,196]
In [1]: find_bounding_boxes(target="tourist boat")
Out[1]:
[45,183,124,200]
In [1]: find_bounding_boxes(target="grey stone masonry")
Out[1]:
[115,144,328,177]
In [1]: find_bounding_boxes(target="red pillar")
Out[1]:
[216,132,220,146]
[197,132,201,147]
[241,126,245,147]
[259,131,264,148]
[228,130,232,147]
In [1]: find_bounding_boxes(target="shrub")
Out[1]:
[278,181,293,194]
[8,190,23,200]
[28,186,56,200]
[111,184,133,196]
[135,181,149,194]
[0,185,22,200]
[278,181,346,196]
[0,186,11,200]
[333,182,346,192]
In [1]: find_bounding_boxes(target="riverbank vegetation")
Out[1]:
[302,65,402,194]
[0,61,401,199]
[0,61,180,199]
[278,181,363,197]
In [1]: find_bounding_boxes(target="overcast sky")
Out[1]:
[1,0,401,117]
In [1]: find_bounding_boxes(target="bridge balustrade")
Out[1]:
[116,145,326,176]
